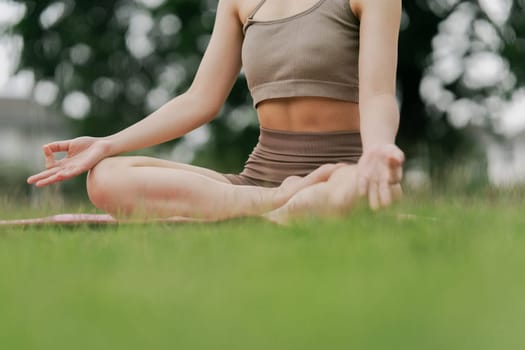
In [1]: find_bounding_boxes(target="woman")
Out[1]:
[28,0,404,222]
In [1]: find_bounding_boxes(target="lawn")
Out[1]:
[0,193,524,350]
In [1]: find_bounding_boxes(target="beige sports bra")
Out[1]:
[242,0,360,107]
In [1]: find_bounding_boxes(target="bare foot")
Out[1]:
[266,158,405,225]
[271,163,345,208]
[264,166,362,225]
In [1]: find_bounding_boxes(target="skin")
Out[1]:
[27,0,404,221]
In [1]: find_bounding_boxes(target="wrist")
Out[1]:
[362,142,396,153]
[98,137,118,157]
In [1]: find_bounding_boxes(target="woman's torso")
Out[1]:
[237,0,361,133]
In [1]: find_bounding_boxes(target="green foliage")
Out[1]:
[400,1,525,180]
[17,0,218,120]
[504,1,525,82]
[12,0,254,166]
[397,1,443,151]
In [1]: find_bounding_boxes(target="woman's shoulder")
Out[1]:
[213,0,246,27]
[217,0,262,27]
[351,0,402,5]
[232,0,267,22]
[350,0,402,17]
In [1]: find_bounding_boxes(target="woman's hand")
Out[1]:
[357,144,404,210]
[27,137,112,187]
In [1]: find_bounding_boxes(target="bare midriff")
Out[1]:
[257,97,360,132]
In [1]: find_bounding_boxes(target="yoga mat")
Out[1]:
[0,213,437,226]
[0,214,117,226]
[0,214,209,226]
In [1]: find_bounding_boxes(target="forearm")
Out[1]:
[359,93,400,151]
[103,92,216,156]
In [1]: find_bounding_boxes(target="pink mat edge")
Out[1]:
[0,214,118,226]
[0,213,208,226]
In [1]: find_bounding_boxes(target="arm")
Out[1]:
[28,0,243,186]
[106,0,243,154]
[352,0,405,208]
[354,0,401,149]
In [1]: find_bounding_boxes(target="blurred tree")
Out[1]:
[12,0,257,172]
[397,0,449,170]
[503,0,525,82]
[417,0,525,180]
[8,0,523,177]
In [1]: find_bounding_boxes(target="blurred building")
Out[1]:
[0,97,70,177]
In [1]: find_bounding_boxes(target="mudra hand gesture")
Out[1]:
[357,143,405,210]
[27,137,110,187]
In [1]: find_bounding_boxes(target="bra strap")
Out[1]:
[247,0,267,19]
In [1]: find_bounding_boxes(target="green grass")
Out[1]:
[1,194,525,350]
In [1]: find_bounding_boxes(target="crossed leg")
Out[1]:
[264,165,402,224]
[86,156,338,221]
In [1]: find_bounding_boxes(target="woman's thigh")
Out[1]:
[99,156,231,184]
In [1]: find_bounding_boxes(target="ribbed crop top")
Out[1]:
[242,0,360,107]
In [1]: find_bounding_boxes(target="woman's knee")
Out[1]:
[86,157,129,211]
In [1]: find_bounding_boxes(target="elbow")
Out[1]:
[183,89,223,122]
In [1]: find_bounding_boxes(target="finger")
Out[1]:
[45,140,71,154]
[395,148,405,163]
[388,165,404,184]
[368,182,380,211]
[35,169,73,187]
[387,150,405,167]
[27,167,61,184]
[358,175,368,197]
[379,182,392,208]
[35,174,62,187]
[43,145,57,169]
